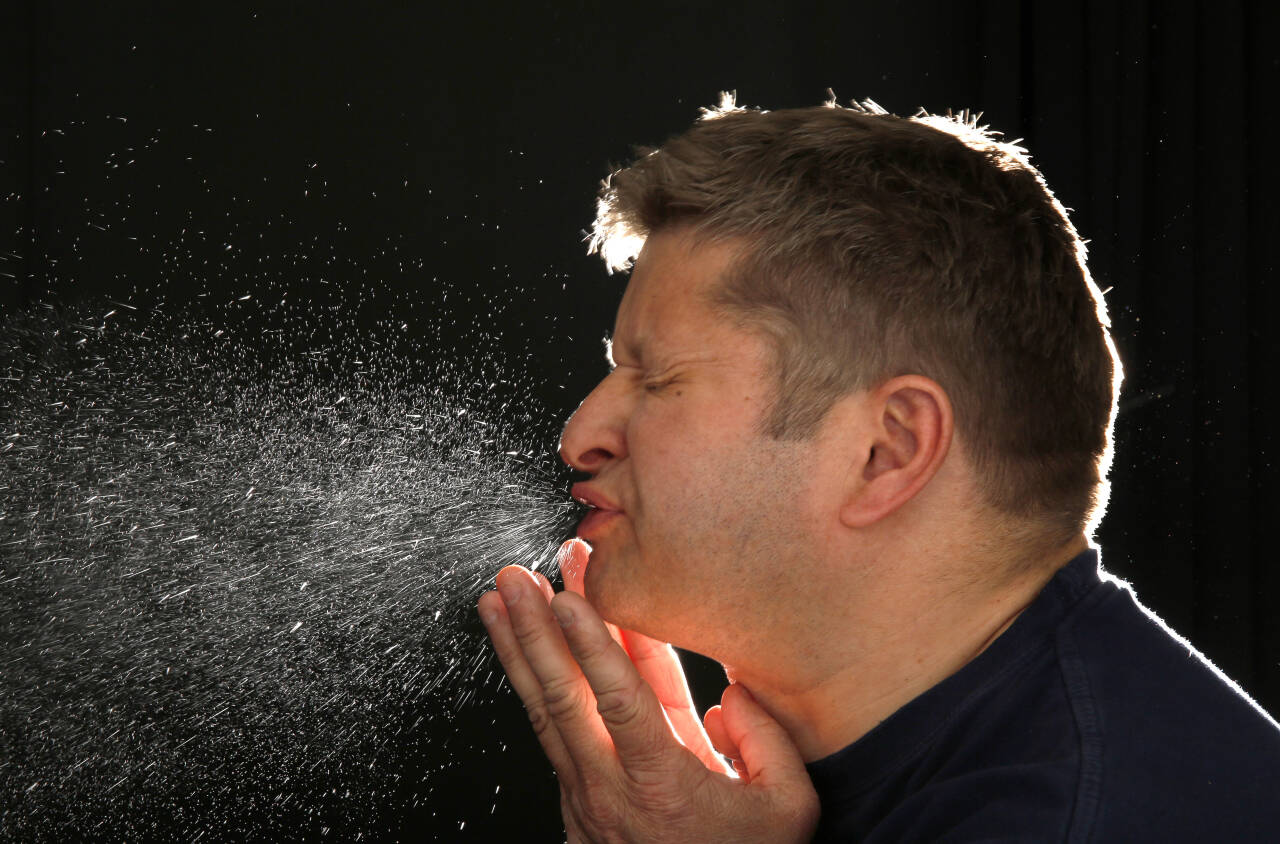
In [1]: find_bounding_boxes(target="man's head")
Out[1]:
[560,95,1122,659]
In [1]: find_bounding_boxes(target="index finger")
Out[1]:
[495,566,616,776]
[477,587,579,784]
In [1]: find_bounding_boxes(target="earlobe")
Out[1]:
[840,377,952,529]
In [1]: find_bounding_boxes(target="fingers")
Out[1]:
[485,558,818,841]
[493,566,615,777]
[702,705,742,761]
[557,539,723,772]
[703,705,747,779]
[532,569,556,601]
[720,683,813,794]
[477,585,577,781]
[549,589,680,780]
[557,539,590,595]
[622,629,727,773]
[618,631,691,714]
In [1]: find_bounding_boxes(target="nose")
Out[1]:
[558,375,628,474]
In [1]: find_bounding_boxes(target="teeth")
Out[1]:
[574,496,595,508]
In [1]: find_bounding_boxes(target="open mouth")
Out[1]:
[569,484,622,539]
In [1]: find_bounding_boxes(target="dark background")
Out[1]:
[3,1,1277,840]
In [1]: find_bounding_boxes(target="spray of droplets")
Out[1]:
[0,297,580,840]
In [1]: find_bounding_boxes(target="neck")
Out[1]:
[722,534,1089,763]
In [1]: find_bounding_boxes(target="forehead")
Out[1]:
[611,229,741,360]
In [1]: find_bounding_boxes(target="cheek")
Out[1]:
[630,415,718,521]
[627,395,793,560]
[634,448,751,568]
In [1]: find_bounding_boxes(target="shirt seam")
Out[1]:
[1056,588,1110,844]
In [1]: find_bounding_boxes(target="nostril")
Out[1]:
[573,447,614,471]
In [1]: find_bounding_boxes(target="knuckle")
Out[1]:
[574,627,618,662]
[511,616,551,648]
[526,702,556,739]
[569,782,627,842]
[542,675,587,721]
[578,786,617,825]
[777,788,822,840]
[593,678,643,727]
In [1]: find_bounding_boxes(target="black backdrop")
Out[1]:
[3,1,1277,840]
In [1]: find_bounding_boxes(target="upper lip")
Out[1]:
[570,482,623,512]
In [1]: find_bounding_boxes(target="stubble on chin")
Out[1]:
[580,544,634,625]
[585,544,676,642]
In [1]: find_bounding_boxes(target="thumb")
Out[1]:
[702,704,742,763]
[720,683,812,793]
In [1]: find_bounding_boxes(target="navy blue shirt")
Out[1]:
[805,548,1280,842]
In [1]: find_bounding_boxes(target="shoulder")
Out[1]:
[810,554,1280,843]
[815,573,1280,843]
[809,637,1083,842]
[1054,577,1280,841]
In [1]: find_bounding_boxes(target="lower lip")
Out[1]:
[577,509,621,539]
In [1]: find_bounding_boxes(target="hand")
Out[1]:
[554,539,731,775]
[477,539,820,843]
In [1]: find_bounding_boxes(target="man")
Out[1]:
[477,95,1280,842]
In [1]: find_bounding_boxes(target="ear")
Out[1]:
[840,375,953,528]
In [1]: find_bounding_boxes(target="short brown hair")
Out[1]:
[589,94,1123,546]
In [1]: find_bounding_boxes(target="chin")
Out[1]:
[581,556,620,617]
[582,550,645,630]
[583,543,696,646]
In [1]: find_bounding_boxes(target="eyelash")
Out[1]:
[643,379,674,393]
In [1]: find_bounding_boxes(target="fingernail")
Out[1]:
[551,601,574,628]
[496,576,522,606]
[478,606,498,626]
